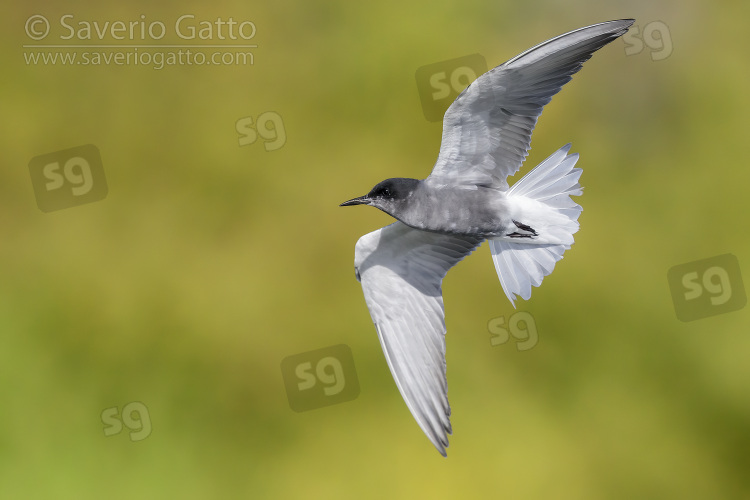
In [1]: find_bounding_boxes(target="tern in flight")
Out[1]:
[341,19,634,456]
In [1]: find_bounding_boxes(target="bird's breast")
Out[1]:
[401,187,511,237]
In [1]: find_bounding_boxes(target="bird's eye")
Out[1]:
[382,189,391,197]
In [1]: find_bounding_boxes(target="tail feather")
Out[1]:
[492,242,568,306]
[491,144,582,306]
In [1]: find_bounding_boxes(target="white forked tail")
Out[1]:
[490,144,583,306]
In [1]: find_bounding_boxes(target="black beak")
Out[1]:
[339,195,370,207]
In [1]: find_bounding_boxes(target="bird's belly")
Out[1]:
[402,189,511,237]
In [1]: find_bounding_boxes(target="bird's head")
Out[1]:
[340,178,420,218]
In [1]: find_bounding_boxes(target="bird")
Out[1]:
[340,19,634,457]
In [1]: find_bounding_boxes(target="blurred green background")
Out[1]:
[2,1,749,498]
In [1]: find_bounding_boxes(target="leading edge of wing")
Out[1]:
[502,19,634,68]
[354,222,483,455]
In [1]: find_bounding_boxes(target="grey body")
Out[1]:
[342,177,515,238]
[398,183,513,237]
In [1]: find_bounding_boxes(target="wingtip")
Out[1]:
[425,424,451,457]
[604,18,635,28]
[608,19,636,34]
[579,19,635,38]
